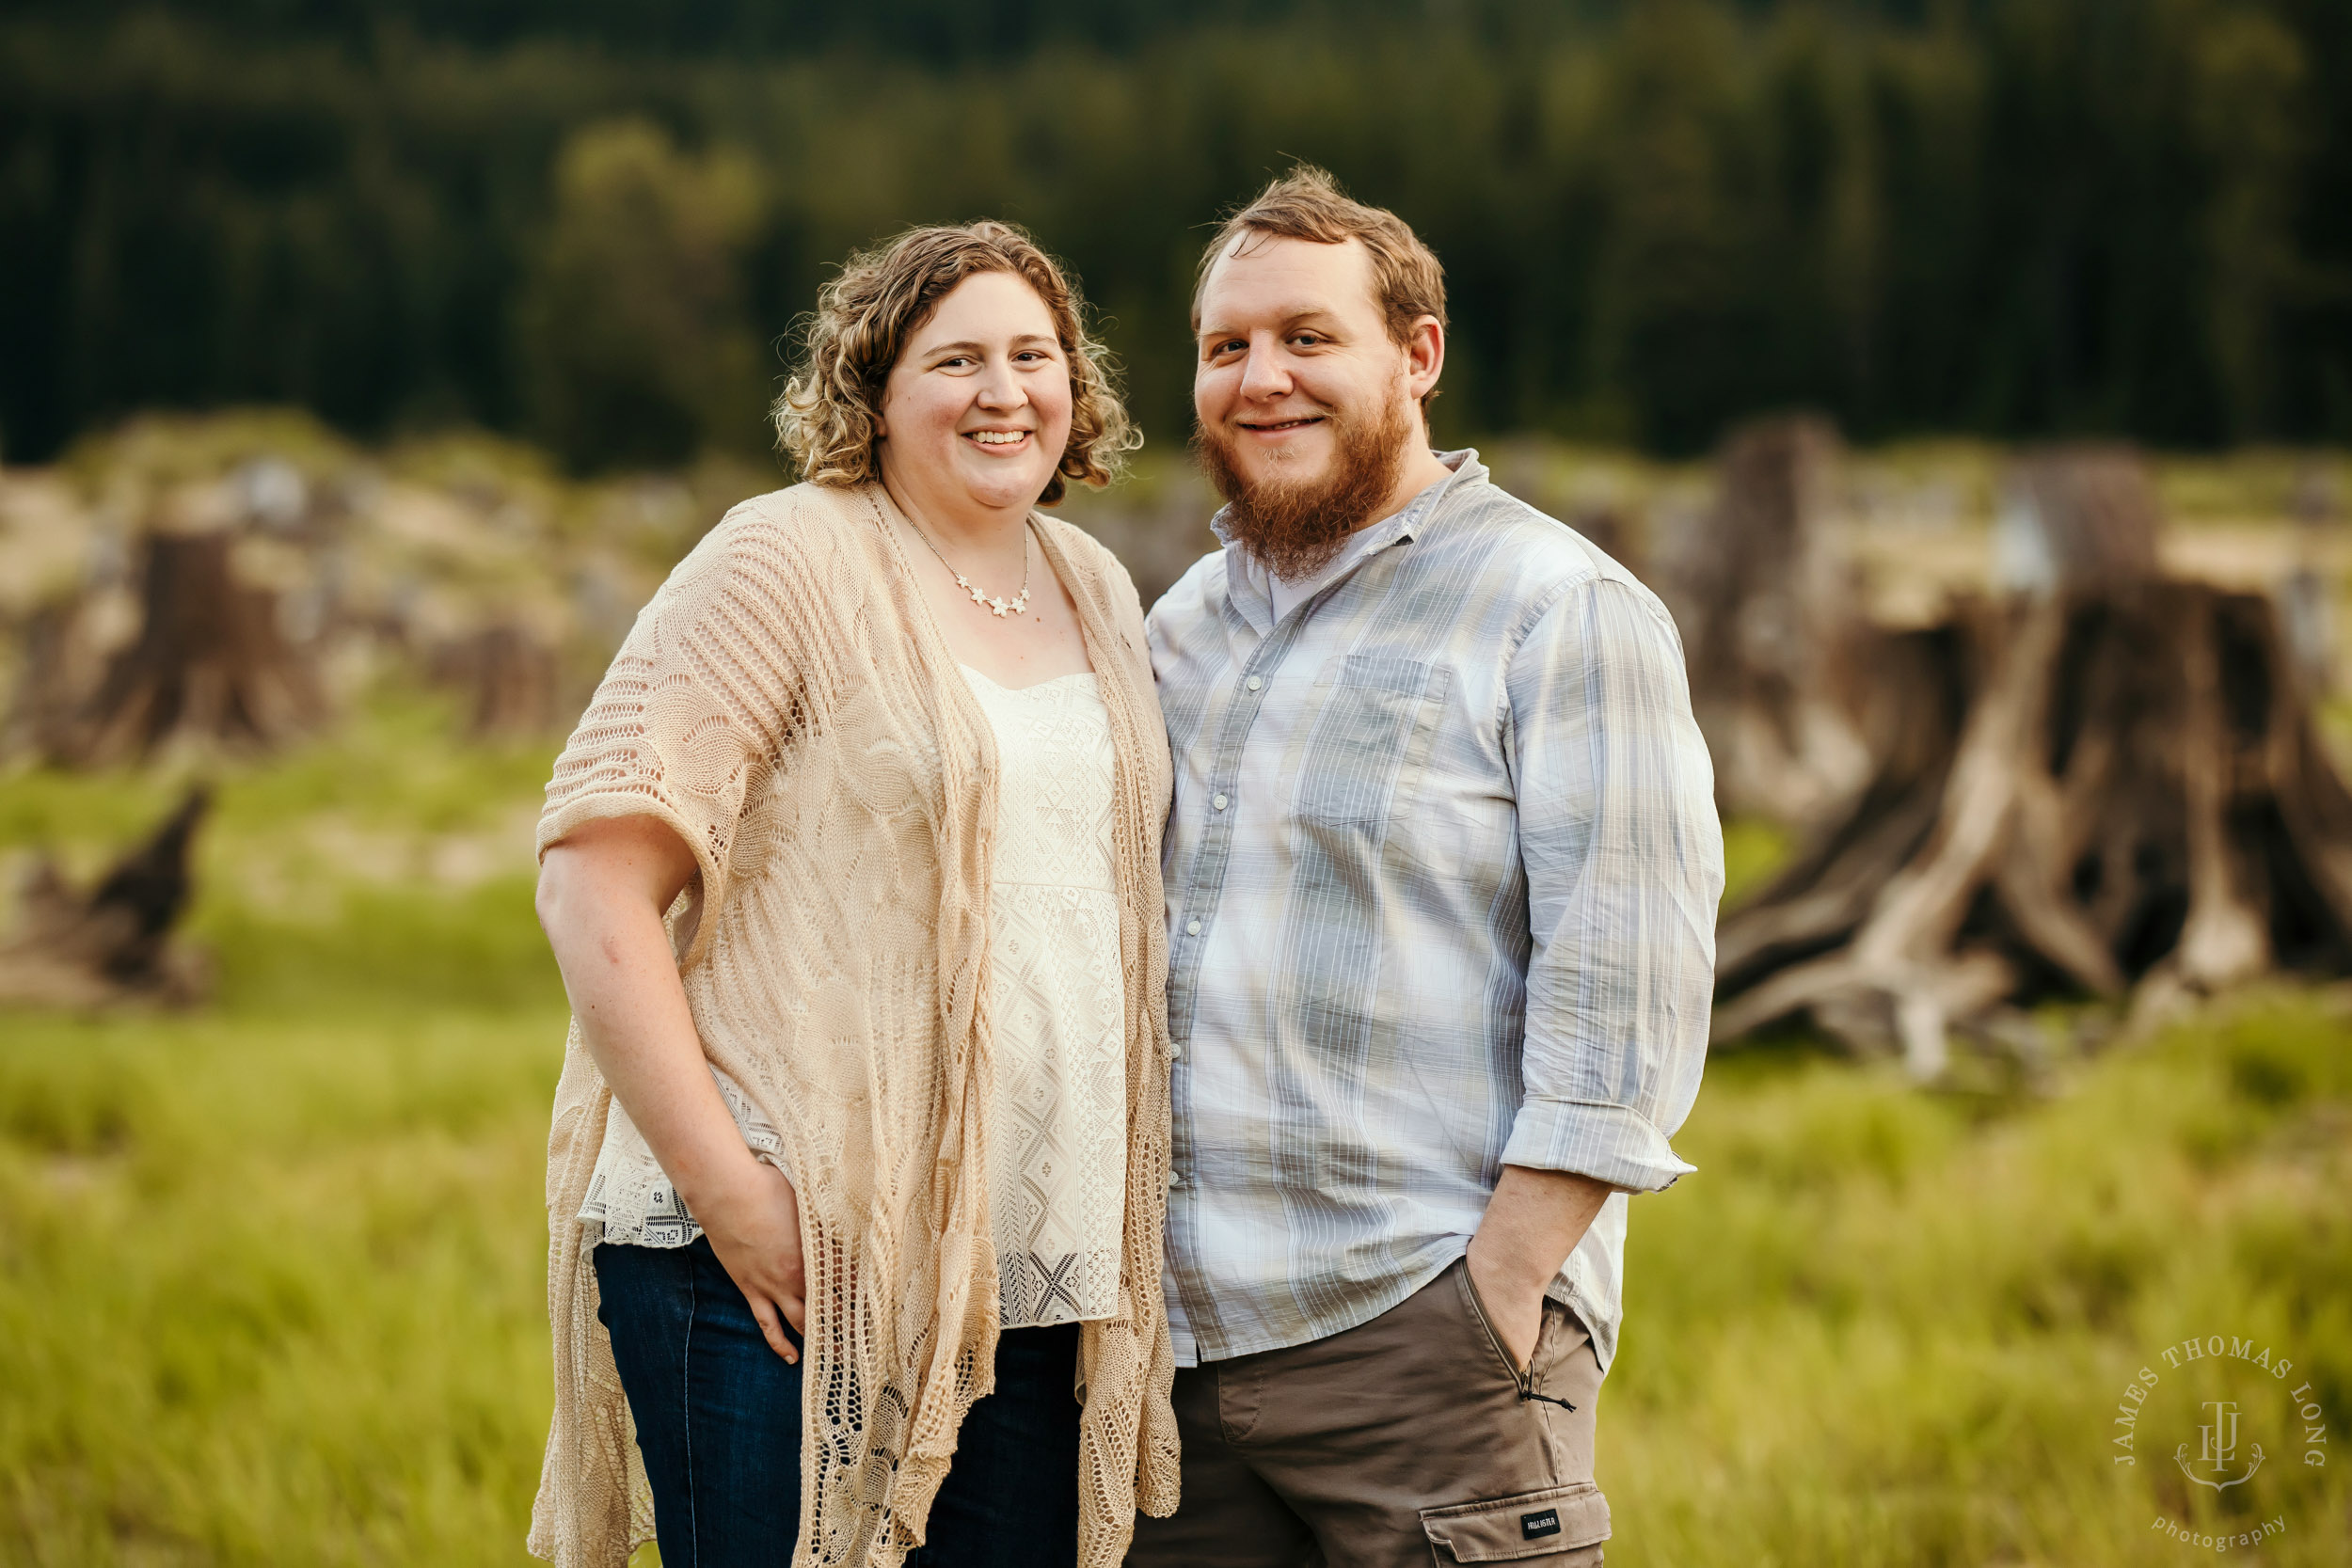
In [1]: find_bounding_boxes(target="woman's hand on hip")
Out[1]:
[539,817,808,1362]
[696,1156,808,1363]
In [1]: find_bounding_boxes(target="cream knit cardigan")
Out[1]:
[527,481,1180,1567]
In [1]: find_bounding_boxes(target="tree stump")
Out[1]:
[430,624,562,738]
[1714,449,2352,1075]
[0,788,213,1006]
[1660,414,1873,822]
[61,531,320,764]
[1994,444,2162,595]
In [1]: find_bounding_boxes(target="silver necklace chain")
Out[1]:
[906,516,1033,618]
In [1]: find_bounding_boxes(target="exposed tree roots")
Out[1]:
[0,788,213,1007]
[1714,584,2352,1073]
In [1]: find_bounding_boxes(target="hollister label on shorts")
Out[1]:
[1521,1508,1562,1541]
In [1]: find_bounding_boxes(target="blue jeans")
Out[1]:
[594,1237,1081,1568]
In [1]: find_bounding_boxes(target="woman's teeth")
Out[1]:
[970,431,1026,445]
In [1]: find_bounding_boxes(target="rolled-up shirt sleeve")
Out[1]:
[1500,576,1723,1193]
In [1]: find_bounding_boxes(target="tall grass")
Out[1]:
[0,1007,561,1564]
[1611,1011,2351,1566]
[1,705,2346,1563]
[1,697,569,1565]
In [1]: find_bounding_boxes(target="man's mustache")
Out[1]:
[1191,391,1409,579]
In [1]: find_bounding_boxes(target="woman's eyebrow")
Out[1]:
[922,334,1057,358]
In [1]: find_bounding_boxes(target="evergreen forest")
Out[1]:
[3,0,2349,468]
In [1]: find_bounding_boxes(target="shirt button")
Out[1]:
[1169,1041,1184,1060]
[1212,792,1229,811]
[1185,918,1202,936]
[1245,674,1263,691]
[1168,1169,1185,1187]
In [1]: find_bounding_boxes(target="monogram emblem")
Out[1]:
[2175,1400,2265,1491]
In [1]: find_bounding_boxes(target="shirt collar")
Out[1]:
[1216,447,1486,629]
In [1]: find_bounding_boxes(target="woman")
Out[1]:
[527,223,1179,1568]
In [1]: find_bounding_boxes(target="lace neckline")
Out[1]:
[958,662,1100,695]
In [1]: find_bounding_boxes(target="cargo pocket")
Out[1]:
[1420,1481,1610,1563]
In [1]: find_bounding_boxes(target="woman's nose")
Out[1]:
[975,358,1025,408]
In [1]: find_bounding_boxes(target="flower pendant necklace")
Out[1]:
[909,516,1033,618]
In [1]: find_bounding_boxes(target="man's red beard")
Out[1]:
[1192,388,1413,580]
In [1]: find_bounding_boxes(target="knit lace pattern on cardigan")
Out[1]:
[527,482,1180,1566]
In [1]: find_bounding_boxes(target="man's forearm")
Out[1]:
[1464,1164,1614,1367]
[1473,1165,1613,1289]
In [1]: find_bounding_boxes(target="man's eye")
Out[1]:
[1290,334,1322,347]
[1211,340,1245,357]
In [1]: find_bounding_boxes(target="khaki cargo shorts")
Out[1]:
[1127,1256,1610,1566]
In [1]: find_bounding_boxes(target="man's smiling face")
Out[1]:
[1192,232,1406,499]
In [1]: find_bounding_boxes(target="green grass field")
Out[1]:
[2,700,2346,1565]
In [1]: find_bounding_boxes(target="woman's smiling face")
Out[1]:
[877,270,1074,515]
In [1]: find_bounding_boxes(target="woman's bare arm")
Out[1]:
[536,814,806,1360]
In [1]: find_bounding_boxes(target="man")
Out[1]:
[1128,167,1722,1567]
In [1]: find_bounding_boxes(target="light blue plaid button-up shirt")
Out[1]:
[1146,449,1723,1371]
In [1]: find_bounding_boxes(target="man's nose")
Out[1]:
[1238,340,1292,402]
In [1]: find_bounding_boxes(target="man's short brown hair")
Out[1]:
[775,220,1137,506]
[1192,166,1448,400]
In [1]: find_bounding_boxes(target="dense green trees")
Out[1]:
[515,119,767,467]
[2,1,2346,467]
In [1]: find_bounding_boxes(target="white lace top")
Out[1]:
[578,662,1130,1330]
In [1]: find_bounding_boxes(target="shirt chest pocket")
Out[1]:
[1293,654,1453,831]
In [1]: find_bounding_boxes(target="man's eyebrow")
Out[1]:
[1197,308,1347,341]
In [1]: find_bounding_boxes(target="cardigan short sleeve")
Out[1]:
[536,503,810,967]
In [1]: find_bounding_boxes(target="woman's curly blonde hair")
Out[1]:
[773,220,1139,506]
